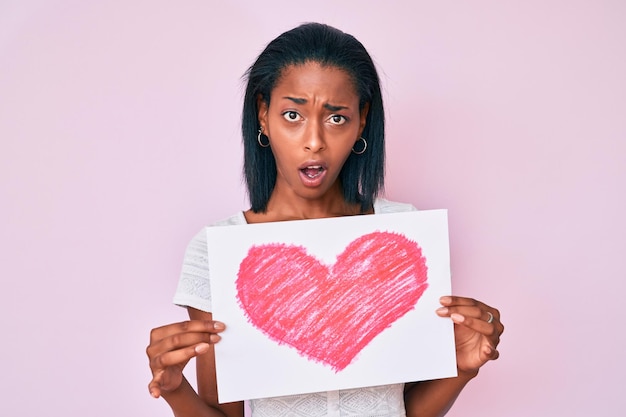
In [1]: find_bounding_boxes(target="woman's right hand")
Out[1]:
[146,319,225,398]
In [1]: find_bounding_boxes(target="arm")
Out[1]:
[404,370,477,417]
[404,296,503,417]
[146,309,244,417]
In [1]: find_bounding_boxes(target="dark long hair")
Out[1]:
[242,23,385,213]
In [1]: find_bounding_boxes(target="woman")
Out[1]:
[147,22,503,417]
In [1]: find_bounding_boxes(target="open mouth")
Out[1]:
[301,165,325,179]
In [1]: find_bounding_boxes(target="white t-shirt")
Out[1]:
[173,199,417,417]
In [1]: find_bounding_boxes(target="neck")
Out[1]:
[245,184,371,224]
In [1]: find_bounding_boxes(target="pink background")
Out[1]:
[1,1,624,416]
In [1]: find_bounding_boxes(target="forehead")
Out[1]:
[272,62,359,100]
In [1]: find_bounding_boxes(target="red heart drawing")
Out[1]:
[236,231,428,372]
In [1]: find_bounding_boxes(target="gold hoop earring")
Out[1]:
[352,137,367,155]
[257,128,270,148]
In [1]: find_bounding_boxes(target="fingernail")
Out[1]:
[436,307,448,315]
[209,334,221,343]
[451,313,465,323]
[213,322,225,330]
[195,343,211,354]
[440,296,452,304]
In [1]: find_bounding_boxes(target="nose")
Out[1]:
[304,121,325,153]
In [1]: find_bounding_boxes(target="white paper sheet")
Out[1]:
[207,209,456,403]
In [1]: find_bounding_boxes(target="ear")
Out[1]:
[257,94,269,133]
[358,102,370,136]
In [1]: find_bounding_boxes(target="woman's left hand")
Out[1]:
[436,296,504,374]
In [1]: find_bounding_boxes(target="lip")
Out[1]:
[298,160,328,187]
[298,160,328,170]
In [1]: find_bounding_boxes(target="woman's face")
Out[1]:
[258,62,368,203]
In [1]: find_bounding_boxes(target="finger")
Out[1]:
[484,312,505,337]
[436,304,484,321]
[485,310,494,323]
[450,313,499,337]
[150,342,213,371]
[448,313,504,350]
[480,341,501,362]
[440,295,487,308]
[148,373,164,398]
[439,295,498,314]
[150,320,225,343]
[437,306,477,319]
[147,330,221,360]
[487,346,500,361]
[439,296,501,321]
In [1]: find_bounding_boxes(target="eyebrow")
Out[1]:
[283,96,349,112]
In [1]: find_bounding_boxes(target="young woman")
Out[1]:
[147,23,503,417]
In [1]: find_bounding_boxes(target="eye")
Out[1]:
[328,115,347,125]
[282,111,302,122]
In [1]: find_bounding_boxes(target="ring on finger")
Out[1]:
[486,311,494,324]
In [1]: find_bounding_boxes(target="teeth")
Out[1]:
[302,166,323,178]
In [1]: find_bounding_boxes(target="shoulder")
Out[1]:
[212,211,248,227]
[374,198,417,214]
[185,212,247,248]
